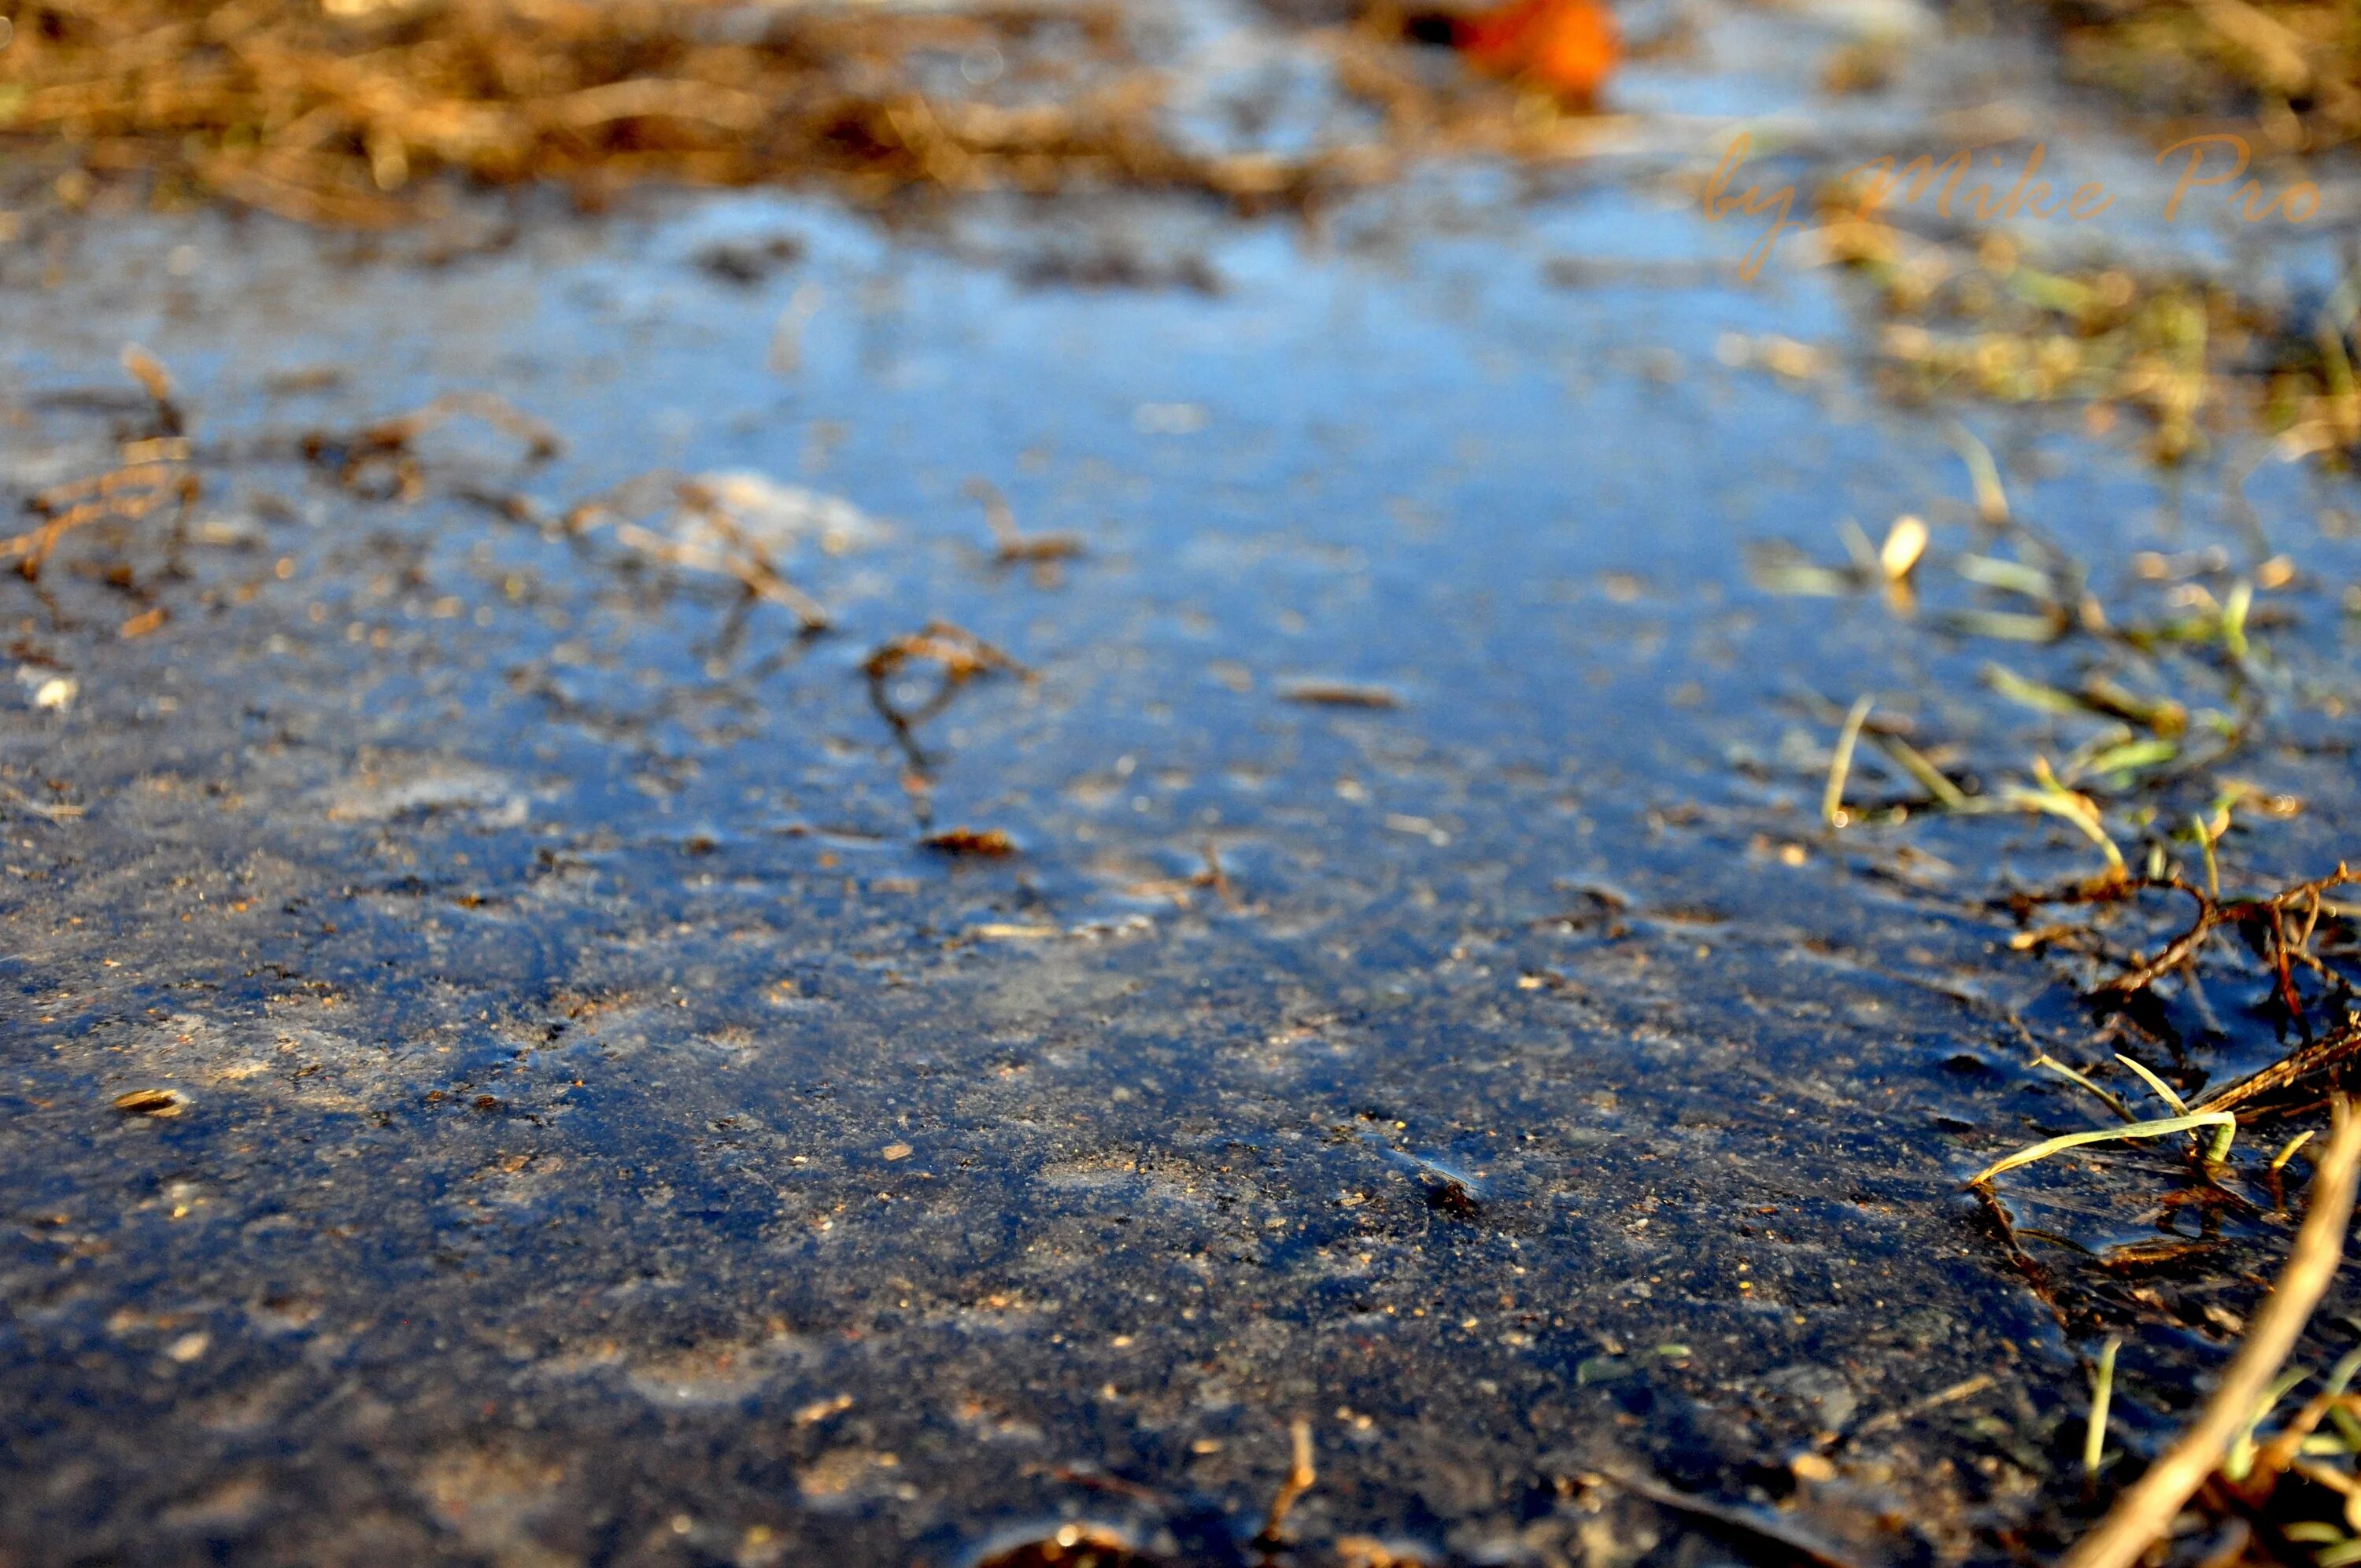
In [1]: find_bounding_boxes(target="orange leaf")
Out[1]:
[1456,0,1619,101]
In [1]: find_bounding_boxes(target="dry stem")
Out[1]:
[2060,1096,2361,1568]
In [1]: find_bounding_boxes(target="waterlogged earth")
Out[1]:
[6,4,2361,1565]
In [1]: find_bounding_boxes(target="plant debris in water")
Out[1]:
[0,0,1368,220]
[2037,0,2361,149]
[0,0,1635,223]
[1805,221,2361,467]
[12,0,2361,1559]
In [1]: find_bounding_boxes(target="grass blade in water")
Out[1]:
[1967,1111,2236,1187]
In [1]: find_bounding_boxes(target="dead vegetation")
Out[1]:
[1961,863,2356,1198]
[0,349,203,639]
[10,355,867,639]
[863,619,1029,784]
[1963,893,2361,1568]
[1726,325,2361,1568]
[1994,865,2361,1132]
[2086,866,2359,1035]
[2035,0,2361,150]
[563,468,836,631]
[1808,220,2361,467]
[302,390,562,500]
[2059,1100,2361,1568]
[1793,505,2285,875]
[0,0,1410,223]
[0,0,1663,230]
[920,825,1018,857]
[1784,506,2359,1139]
[6,454,198,585]
[966,477,1083,576]
[1786,464,2361,1568]
[1751,426,2361,1403]
[1277,678,1403,709]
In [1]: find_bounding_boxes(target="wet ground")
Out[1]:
[5,2,2361,1564]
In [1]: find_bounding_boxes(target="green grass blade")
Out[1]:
[2113,1053,2189,1116]
[1966,1110,2237,1187]
[2086,1336,2120,1476]
[2032,1055,2134,1122]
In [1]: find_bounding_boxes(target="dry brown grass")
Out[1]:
[0,0,1395,221]
[2042,0,2361,148]
[1806,214,2361,466]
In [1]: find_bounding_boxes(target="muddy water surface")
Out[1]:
[4,10,2361,1563]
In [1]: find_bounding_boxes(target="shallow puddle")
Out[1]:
[3,2,2360,1562]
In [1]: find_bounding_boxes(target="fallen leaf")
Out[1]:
[1458,0,1620,101]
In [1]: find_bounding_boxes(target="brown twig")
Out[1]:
[0,782,85,823]
[119,345,184,438]
[651,481,829,631]
[1277,679,1401,709]
[567,470,831,631]
[1198,839,1241,910]
[1977,1183,2057,1289]
[1256,1419,1316,1548]
[2197,1016,2361,1123]
[2059,1096,2361,1568]
[302,392,560,497]
[964,477,1082,564]
[863,620,1027,772]
[2100,865,2357,1002]
[4,461,198,581]
[920,828,1016,858]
